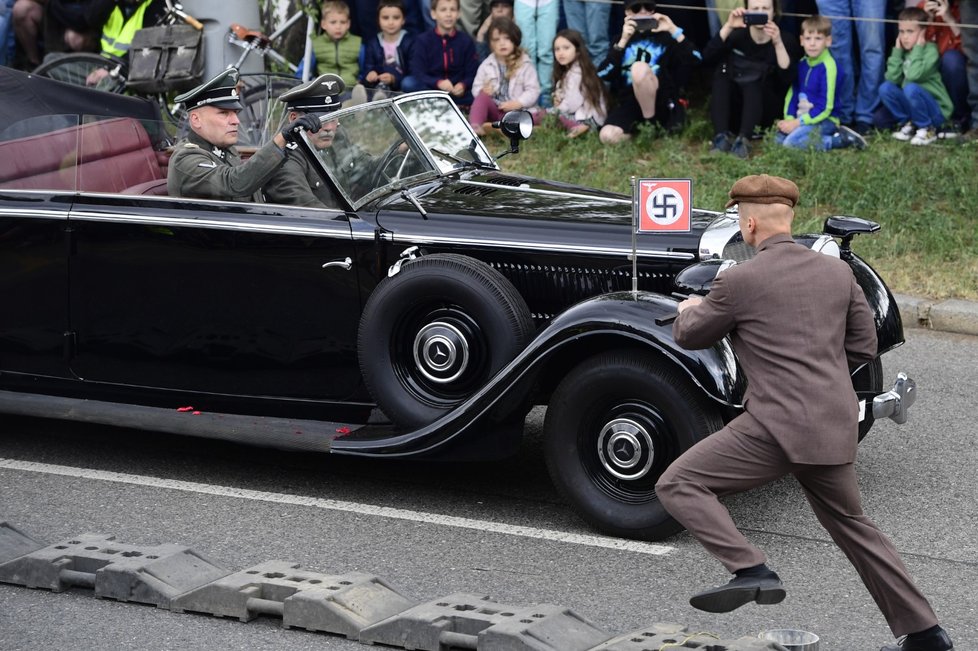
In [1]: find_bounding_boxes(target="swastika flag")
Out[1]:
[637,178,692,233]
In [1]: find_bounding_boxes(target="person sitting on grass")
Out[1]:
[775,14,866,152]
[538,28,607,138]
[469,17,540,136]
[880,7,953,147]
[596,0,700,145]
[358,0,414,96]
[401,0,479,106]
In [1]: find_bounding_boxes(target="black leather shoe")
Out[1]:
[880,627,953,651]
[688,573,785,613]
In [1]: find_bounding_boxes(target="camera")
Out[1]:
[633,16,659,32]
[743,11,768,26]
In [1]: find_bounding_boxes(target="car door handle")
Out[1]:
[322,257,353,270]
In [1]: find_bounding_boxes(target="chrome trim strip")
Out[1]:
[68,210,354,238]
[0,207,69,219]
[392,232,695,260]
[459,180,632,205]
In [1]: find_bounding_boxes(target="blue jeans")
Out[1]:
[0,0,15,66]
[516,0,559,106]
[815,0,885,125]
[562,0,611,69]
[879,81,945,129]
[940,49,968,124]
[776,120,842,151]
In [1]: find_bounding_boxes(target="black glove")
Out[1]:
[281,114,323,143]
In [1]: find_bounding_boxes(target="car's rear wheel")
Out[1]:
[358,254,534,428]
[544,350,723,541]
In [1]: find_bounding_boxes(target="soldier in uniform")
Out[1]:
[263,73,347,209]
[166,69,322,201]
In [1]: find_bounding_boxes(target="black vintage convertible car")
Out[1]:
[0,67,915,541]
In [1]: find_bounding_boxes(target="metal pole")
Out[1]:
[630,176,638,295]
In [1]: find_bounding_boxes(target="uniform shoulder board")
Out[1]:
[183,142,200,149]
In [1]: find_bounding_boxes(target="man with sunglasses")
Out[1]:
[596,0,700,144]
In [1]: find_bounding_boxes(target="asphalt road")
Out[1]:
[1,328,976,651]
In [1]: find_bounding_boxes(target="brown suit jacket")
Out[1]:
[673,233,877,465]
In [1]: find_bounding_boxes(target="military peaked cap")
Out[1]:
[725,174,800,208]
[278,74,346,113]
[175,69,243,111]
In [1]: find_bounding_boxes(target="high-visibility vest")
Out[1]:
[101,0,154,58]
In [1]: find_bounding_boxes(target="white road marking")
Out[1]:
[0,458,674,556]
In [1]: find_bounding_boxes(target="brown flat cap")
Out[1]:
[725,174,800,208]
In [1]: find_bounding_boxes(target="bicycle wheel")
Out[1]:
[33,53,128,94]
[237,74,301,146]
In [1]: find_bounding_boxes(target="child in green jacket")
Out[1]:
[307,0,362,88]
[879,6,952,146]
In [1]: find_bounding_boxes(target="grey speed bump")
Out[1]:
[0,523,787,651]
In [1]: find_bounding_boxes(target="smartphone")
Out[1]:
[743,12,768,26]
[633,16,659,33]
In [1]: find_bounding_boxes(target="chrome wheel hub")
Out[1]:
[413,321,469,384]
[597,417,655,481]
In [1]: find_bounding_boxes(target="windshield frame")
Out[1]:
[297,91,497,211]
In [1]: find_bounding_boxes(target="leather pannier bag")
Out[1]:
[126,24,204,94]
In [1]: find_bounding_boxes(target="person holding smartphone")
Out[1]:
[703,0,800,158]
[595,0,700,144]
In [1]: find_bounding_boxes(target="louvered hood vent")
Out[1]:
[453,176,527,196]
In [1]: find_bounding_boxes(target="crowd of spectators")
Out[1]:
[2,0,976,150]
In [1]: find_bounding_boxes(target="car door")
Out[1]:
[0,115,83,382]
[0,193,73,381]
[66,193,365,402]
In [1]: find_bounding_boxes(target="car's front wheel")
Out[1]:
[358,254,534,429]
[544,350,723,541]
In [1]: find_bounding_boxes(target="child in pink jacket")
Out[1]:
[469,17,541,135]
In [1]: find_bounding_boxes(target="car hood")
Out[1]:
[373,170,723,257]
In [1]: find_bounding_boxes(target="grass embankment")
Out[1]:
[498,112,978,301]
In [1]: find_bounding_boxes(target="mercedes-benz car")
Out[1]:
[0,68,915,541]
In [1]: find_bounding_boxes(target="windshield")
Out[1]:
[305,93,495,209]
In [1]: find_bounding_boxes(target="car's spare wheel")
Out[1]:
[358,254,534,428]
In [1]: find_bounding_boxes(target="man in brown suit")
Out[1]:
[655,175,953,651]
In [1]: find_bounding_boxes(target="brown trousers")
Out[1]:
[655,425,938,637]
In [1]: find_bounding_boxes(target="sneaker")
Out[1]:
[837,124,867,150]
[710,132,733,154]
[854,121,874,136]
[937,122,961,140]
[910,127,936,146]
[892,122,914,141]
[730,136,750,159]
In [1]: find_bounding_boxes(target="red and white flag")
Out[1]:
[636,178,692,233]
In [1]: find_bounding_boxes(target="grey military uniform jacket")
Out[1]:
[263,143,339,209]
[167,130,286,201]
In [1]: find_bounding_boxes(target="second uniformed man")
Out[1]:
[263,73,347,209]
[166,69,322,201]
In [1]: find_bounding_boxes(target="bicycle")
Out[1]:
[31,0,203,131]
[30,0,311,144]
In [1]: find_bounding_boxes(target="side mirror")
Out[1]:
[674,259,737,296]
[492,110,533,159]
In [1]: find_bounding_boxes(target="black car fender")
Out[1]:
[331,291,746,458]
